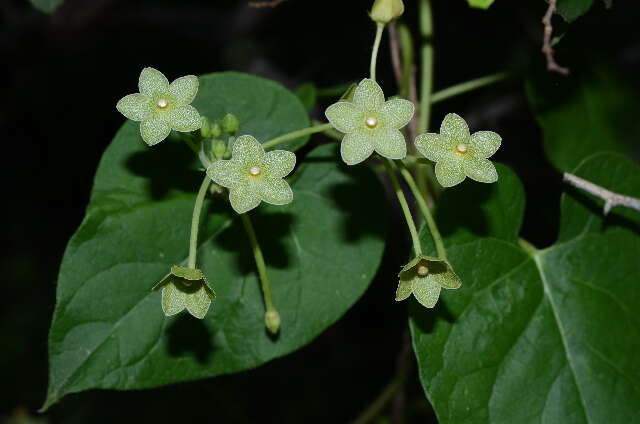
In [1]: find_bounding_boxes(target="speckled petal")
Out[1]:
[340,132,375,165]
[374,129,407,160]
[429,265,462,289]
[264,150,296,178]
[434,156,466,187]
[116,94,151,121]
[395,279,414,301]
[440,113,470,143]
[206,160,244,189]
[258,179,293,206]
[166,105,202,132]
[161,284,186,316]
[325,102,360,133]
[463,158,498,183]
[469,131,501,158]
[415,133,449,162]
[185,286,212,319]
[139,67,170,97]
[353,78,385,110]
[413,279,442,308]
[229,185,262,214]
[232,135,265,167]
[140,117,171,146]
[169,75,199,106]
[380,98,414,129]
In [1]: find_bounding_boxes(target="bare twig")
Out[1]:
[563,173,640,215]
[248,0,288,8]
[541,0,570,75]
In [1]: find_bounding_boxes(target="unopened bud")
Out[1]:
[221,113,241,134]
[265,310,281,334]
[370,0,404,24]
[211,139,227,160]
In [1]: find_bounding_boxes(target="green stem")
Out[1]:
[188,175,212,269]
[397,161,446,260]
[382,158,422,256]
[398,23,415,100]
[370,23,385,81]
[431,71,512,104]
[180,134,200,155]
[262,123,332,149]
[417,0,434,135]
[240,213,280,332]
[518,237,539,257]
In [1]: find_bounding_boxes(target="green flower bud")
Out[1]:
[210,122,222,138]
[221,113,241,134]
[200,117,212,138]
[265,310,281,334]
[370,0,404,24]
[211,138,228,160]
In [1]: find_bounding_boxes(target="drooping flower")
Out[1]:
[116,67,202,146]
[414,113,501,187]
[396,255,461,308]
[153,266,215,319]
[370,0,405,24]
[325,79,414,165]
[206,135,296,214]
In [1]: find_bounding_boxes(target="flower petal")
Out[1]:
[440,113,470,143]
[395,278,414,301]
[264,150,296,178]
[463,158,498,183]
[116,94,151,121]
[138,67,170,97]
[469,131,501,158]
[140,117,171,146]
[413,279,441,308]
[169,75,199,106]
[161,284,186,316]
[374,129,407,160]
[206,160,244,189]
[415,133,449,162]
[229,185,262,214]
[232,135,265,167]
[166,105,202,132]
[380,98,414,129]
[429,263,462,290]
[340,132,375,165]
[435,156,466,187]
[258,179,293,206]
[325,102,360,133]
[353,78,385,110]
[185,286,212,319]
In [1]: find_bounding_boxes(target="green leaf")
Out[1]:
[43,74,386,409]
[466,0,495,9]
[29,0,63,13]
[411,158,640,423]
[295,83,317,112]
[526,67,638,171]
[556,0,611,22]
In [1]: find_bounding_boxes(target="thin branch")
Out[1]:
[563,173,640,215]
[248,0,288,8]
[541,0,570,75]
[388,22,404,92]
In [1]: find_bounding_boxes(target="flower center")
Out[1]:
[456,143,468,153]
[249,166,261,176]
[417,265,429,276]
[156,98,169,109]
[365,116,378,128]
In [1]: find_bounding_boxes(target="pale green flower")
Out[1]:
[116,67,202,146]
[206,135,296,214]
[325,78,414,165]
[153,266,215,319]
[414,113,501,187]
[396,255,462,308]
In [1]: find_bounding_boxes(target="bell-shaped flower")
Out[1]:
[116,67,202,146]
[153,266,215,319]
[325,79,414,165]
[396,255,462,308]
[414,113,501,187]
[206,135,296,214]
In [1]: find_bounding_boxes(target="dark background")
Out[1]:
[2,0,639,422]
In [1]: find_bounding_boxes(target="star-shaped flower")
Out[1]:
[153,266,215,319]
[414,113,501,187]
[325,78,414,165]
[116,67,202,146]
[206,135,296,214]
[395,255,462,308]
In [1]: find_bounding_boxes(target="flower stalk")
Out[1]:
[188,174,212,269]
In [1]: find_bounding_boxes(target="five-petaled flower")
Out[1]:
[414,113,501,188]
[206,135,296,214]
[396,255,462,308]
[116,67,202,146]
[153,266,215,319]
[325,78,414,165]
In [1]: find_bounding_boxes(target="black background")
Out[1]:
[2,0,639,422]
